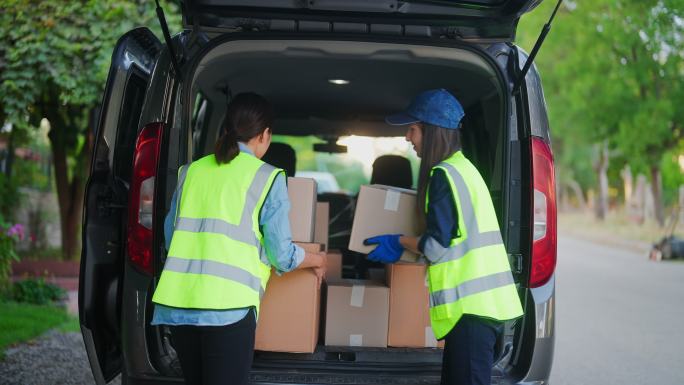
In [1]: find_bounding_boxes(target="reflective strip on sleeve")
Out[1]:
[164,256,265,297]
[430,271,515,307]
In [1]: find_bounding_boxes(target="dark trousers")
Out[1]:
[170,311,256,385]
[441,315,502,385]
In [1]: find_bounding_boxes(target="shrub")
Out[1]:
[12,278,66,305]
[0,215,23,297]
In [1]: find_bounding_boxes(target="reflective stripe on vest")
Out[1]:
[163,256,265,298]
[431,271,514,307]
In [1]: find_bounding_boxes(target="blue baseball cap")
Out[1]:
[385,89,464,129]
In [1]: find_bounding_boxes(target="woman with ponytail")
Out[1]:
[151,92,326,385]
[364,89,523,385]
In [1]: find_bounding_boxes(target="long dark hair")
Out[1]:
[215,92,274,164]
[417,123,462,221]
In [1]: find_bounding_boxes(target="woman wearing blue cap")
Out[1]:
[364,89,523,385]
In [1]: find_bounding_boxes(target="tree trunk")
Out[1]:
[46,107,94,260]
[49,118,72,259]
[634,174,647,225]
[568,179,586,210]
[3,128,16,177]
[621,165,633,209]
[679,186,684,227]
[594,142,609,220]
[560,186,570,212]
[650,166,665,227]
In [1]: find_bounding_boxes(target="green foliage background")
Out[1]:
[517,0,684,206]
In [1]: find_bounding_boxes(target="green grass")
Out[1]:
[0,301,78,360]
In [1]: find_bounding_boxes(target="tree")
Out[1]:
[0,0,180,259]
[518,0,684,225]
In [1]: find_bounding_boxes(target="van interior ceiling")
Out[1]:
[184,39,508,226]
[187,40,505,156]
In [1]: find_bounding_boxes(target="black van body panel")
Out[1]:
[79,27,161,384]
[180,0,544,41]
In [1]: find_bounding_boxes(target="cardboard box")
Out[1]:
[314,202,329,251]
[386,263,443,348]
[324,281,389,348]
[255,253,322,352]
[294,242,324,253]
[288,177,317,242]
[348,185,421,262]
[326,249,342,282]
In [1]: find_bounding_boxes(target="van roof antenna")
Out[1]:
[155,0,182,80]
[512,0,563,95]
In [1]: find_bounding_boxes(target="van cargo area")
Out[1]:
[148,38,527,384]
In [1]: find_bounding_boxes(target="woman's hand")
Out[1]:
[312,265,326,288]
[364,234,404,263]
[298,251,327,288]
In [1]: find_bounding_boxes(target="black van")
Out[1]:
[79,1,557,384]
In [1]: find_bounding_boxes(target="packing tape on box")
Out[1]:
[384,190,401,212]
[349,334,363,347]
[350,285,365,307]
[425,327,438,348]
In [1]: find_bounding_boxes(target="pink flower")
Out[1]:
[7,223,25,241]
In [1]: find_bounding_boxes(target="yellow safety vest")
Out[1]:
[427,151,523,339]
[152,152,282,312]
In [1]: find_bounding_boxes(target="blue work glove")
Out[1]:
[363,234,404,264]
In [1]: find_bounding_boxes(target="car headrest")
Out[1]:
[262,142,297,177]
[370,155,413,189]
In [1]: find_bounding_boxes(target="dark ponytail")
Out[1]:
[215,92,274,164]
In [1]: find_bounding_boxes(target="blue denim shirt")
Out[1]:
[152,143,305,326]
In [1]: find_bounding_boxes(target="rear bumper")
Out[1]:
[519,275,555,384]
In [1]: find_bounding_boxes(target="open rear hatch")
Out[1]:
[179,0,543,41]
[153,34,521,383]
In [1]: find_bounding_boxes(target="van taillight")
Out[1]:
[127,123,163,275]
[530,137,557,288]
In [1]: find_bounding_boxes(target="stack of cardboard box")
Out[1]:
[257,181,442,352]
[254,242,323,353]
[255,177,323,353]
[344,184,442,349]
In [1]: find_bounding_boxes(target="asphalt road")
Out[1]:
[550,236,684,385]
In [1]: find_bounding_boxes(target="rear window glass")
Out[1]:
[272,135,419,195]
